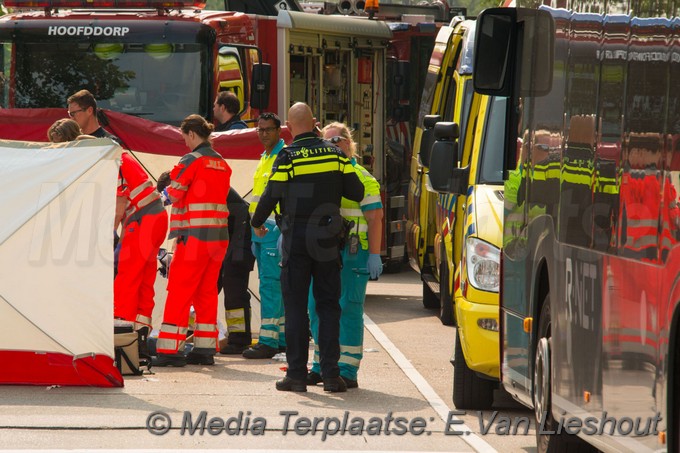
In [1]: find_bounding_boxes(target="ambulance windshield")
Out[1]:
[8,41,207,125]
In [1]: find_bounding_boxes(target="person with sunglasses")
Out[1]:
[66,89,120,144]
[241,112,287,359]
[251,103,364,392]
[306,122,383,390]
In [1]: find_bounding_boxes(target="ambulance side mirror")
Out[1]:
[428,122,469,195]
[419,114,441,168]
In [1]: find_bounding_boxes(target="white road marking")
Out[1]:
[363,314,499,453]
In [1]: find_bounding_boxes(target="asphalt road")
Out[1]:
[0,268,535,452]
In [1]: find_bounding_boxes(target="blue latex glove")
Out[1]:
[161,188,172,206]
[367,254,383,280]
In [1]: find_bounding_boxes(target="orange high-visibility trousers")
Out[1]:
[114,210,168,328]
[157,236,228,355]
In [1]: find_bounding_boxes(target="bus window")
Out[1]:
[559,13,600,248]
[618,17,668,262]
[593,15,627,253]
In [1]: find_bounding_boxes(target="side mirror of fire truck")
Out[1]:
[250,63,271,110]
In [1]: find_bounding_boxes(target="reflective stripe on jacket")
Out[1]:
[168,143,231,242]
[118,152,163,225]
[340,160,382,250]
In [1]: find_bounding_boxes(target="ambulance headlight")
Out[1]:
[465,237,500,292]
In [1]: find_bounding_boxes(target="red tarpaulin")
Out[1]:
[0,108,292,160]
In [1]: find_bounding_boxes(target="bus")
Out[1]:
[460,1,680,451]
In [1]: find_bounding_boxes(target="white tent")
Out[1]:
[0,138,123,387]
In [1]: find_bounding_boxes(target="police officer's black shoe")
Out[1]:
[323,376,347,393]
[152,354,187,367]
[306,371,322,386]
[242,343,278,359]
[276,377,307,392]
[186,352,215,365]
[342,377,358,389]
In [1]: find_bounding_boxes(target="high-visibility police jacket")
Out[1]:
[117,152,164,226]
[340,159,382,250]
[251,132,364,228]
[249,139,284,220]
[168,143,231,242]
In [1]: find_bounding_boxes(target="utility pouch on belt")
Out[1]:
[114,326,150,376]
[338,218,355,250]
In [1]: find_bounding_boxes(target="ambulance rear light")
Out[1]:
[4,0,206,9]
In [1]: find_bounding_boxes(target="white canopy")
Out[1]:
[0,138,123,387]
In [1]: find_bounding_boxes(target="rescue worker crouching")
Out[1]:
[307,122,383,389]
[251,103,364,393]
[114,152,169,342]
[154,115,231,367]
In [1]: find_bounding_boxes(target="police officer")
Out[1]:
[217,188,256,354]
[251,103,364,392]
[307,122,383,389]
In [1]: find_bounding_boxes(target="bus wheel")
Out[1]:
[534,297,597,453]
[453,329,495,409]
[439,245,455,326]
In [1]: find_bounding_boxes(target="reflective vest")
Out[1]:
[168,143,231,242]
[623,170,659,261]
[117,152,163,225]
[340,159,382,250]
[661,175,679,258]
[249,139,284,218]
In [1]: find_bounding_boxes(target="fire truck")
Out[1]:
[0,0,450,267]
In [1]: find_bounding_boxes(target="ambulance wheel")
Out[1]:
[452,329,495,409]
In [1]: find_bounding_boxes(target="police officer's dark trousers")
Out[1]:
[280,226,342,381]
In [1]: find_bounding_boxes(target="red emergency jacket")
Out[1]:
[118,152,163,225]
[167,143,231,242]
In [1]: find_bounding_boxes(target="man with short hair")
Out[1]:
[67,88,166,350]
[213,91,247,131]
[242,112,287,359]
[251,103,364,392]
[67,89,119,142]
